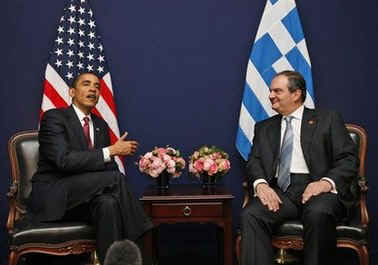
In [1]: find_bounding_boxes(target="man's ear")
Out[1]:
[69,87,75,98]
[293,89,302,102]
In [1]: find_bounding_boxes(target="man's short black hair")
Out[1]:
[71,72,100,88]
[275,70,307,103]
[104,240,142,265]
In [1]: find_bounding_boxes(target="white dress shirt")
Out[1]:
[253,105,336,193]
[280,105,308,173]
[72,104,111,162]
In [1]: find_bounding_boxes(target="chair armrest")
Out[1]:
[359,179,369,228]
[7,181,18,231]
[6,180,27,232]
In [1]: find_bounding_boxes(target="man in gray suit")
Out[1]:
[29,72,152,264]
[240,70,358,265]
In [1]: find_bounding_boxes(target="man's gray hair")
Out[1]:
[104,239,142,265]
[275,70,307,103]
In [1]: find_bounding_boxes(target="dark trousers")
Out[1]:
[57,171,152,265]
[240,174,345,265]
[30,171,152,265]
[63,194,123,265]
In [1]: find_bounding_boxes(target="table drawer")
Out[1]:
[151,202,223,217]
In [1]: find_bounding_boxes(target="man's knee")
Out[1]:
[302,205,335,227]
[241,202,266,227]
[241,204,255,222]
[98,194,118,206]
[303,193,342,223]
[92,195,119,216]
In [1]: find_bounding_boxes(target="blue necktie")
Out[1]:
[277,116,294,191]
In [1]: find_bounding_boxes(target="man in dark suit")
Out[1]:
[29,72,152,264]
[240,70,358,265]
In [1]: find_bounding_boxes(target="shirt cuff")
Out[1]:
[102,147,111,162]
[321,177,337,194]
[253,178,268,196]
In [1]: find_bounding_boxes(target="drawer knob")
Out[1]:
[183,206,191,216]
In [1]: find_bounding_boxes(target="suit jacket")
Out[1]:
[246,107,359,207]
[29,105,119,221]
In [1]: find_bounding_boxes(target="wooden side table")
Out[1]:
[140,184,234,265]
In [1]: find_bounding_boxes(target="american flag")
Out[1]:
[236,0,315,160]
[41,0,125,173]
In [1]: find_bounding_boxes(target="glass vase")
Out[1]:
[201,174,216,189]
[156,171,169,189]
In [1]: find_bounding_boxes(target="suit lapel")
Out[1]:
[91,114,103,149]
[268,115,282,175]
[301,107,318,168]
[67,106,88,150]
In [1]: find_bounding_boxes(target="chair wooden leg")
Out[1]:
[235,235,241,264]
[9,250,20,265]
[358,246,369,265]
[338,242,369,265]
[91,251,100,265]
[274,248,298,264]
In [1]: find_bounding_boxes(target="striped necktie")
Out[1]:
[277,116,294,191]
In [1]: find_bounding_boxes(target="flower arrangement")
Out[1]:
[188,145,231,179]
[138,146,186,178]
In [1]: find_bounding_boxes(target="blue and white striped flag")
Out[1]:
[236,0,315,161]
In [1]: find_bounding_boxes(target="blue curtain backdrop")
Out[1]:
[1,1,378,264]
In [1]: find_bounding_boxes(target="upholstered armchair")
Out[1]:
[235,123,369,265]
[7,130,97,265]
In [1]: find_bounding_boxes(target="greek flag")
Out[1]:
[236,0,315,161]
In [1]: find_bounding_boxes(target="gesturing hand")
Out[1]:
[302,180,332,204]
[256,183,282,212]
[109,132,139,156]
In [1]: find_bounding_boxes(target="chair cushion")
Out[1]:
[9,219,95,246]
[274,220,367,242]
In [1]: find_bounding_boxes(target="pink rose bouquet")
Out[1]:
[138,146,186,178]
[188,145,231,179]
